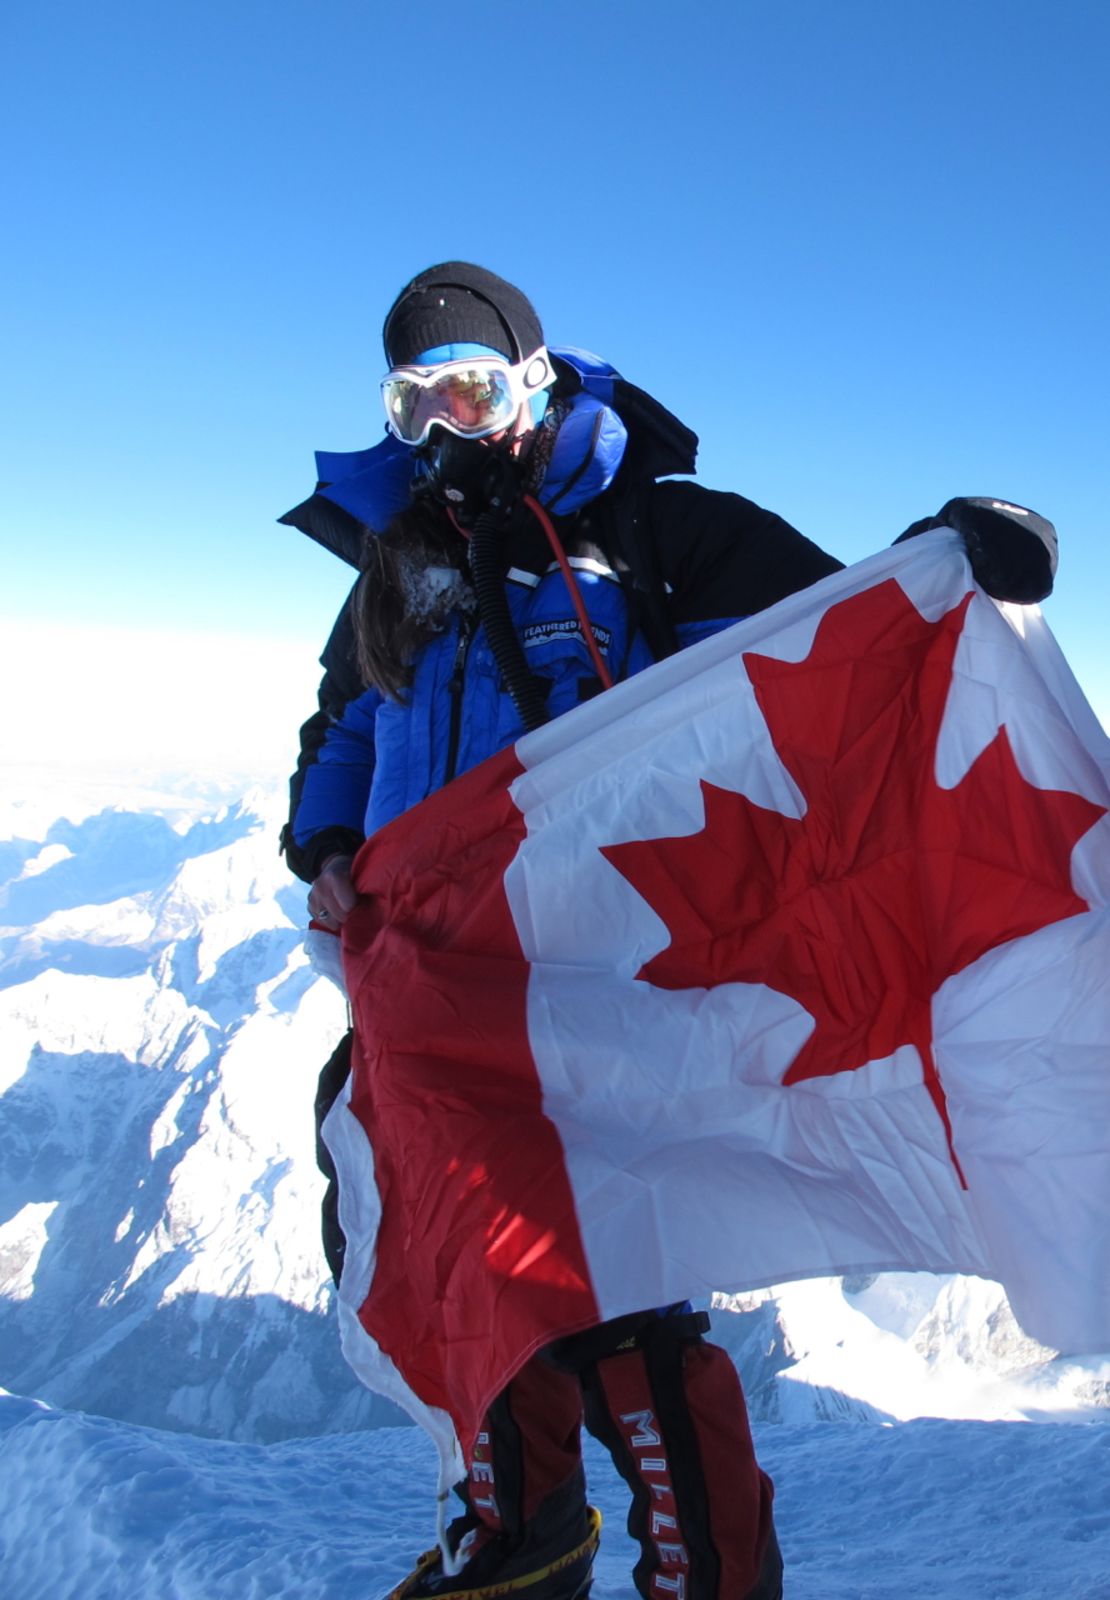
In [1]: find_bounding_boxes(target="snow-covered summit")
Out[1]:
[3,1389,1108,1600]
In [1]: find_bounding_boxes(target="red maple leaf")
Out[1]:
[603,580,1104,1177]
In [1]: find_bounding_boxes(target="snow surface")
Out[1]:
[2,781,1109,1596]
[2,1391,1108,1599]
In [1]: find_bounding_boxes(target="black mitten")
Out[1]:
[895,496,1058,603]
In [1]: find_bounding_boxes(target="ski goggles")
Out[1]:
[381,349,554,446]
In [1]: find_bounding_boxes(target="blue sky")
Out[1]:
[3,0,1109,773]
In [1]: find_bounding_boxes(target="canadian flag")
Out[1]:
[323,531,1110,1484]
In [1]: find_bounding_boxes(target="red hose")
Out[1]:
[523,494,615,691]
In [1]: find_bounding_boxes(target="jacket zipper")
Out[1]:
[444,613,475,785]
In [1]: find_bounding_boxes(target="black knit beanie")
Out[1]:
[383,262,545,366]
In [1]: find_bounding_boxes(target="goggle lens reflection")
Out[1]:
[380,351,551,445]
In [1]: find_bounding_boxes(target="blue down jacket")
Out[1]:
[293,554,658,847]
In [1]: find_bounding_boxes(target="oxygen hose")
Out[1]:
[468,496,618,733]
[468,507,552,732]
[523,495,615,692]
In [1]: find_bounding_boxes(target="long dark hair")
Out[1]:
[352,499,472,701]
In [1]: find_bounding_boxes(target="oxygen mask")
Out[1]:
[415,425,526,527]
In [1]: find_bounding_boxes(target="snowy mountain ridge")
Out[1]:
[1,778,1107,1446]
[0,781,403,1441]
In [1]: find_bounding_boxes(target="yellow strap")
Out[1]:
[387,1508,602,1600]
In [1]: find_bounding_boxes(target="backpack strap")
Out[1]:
[545,351,691,658]
[599,480,680,661]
